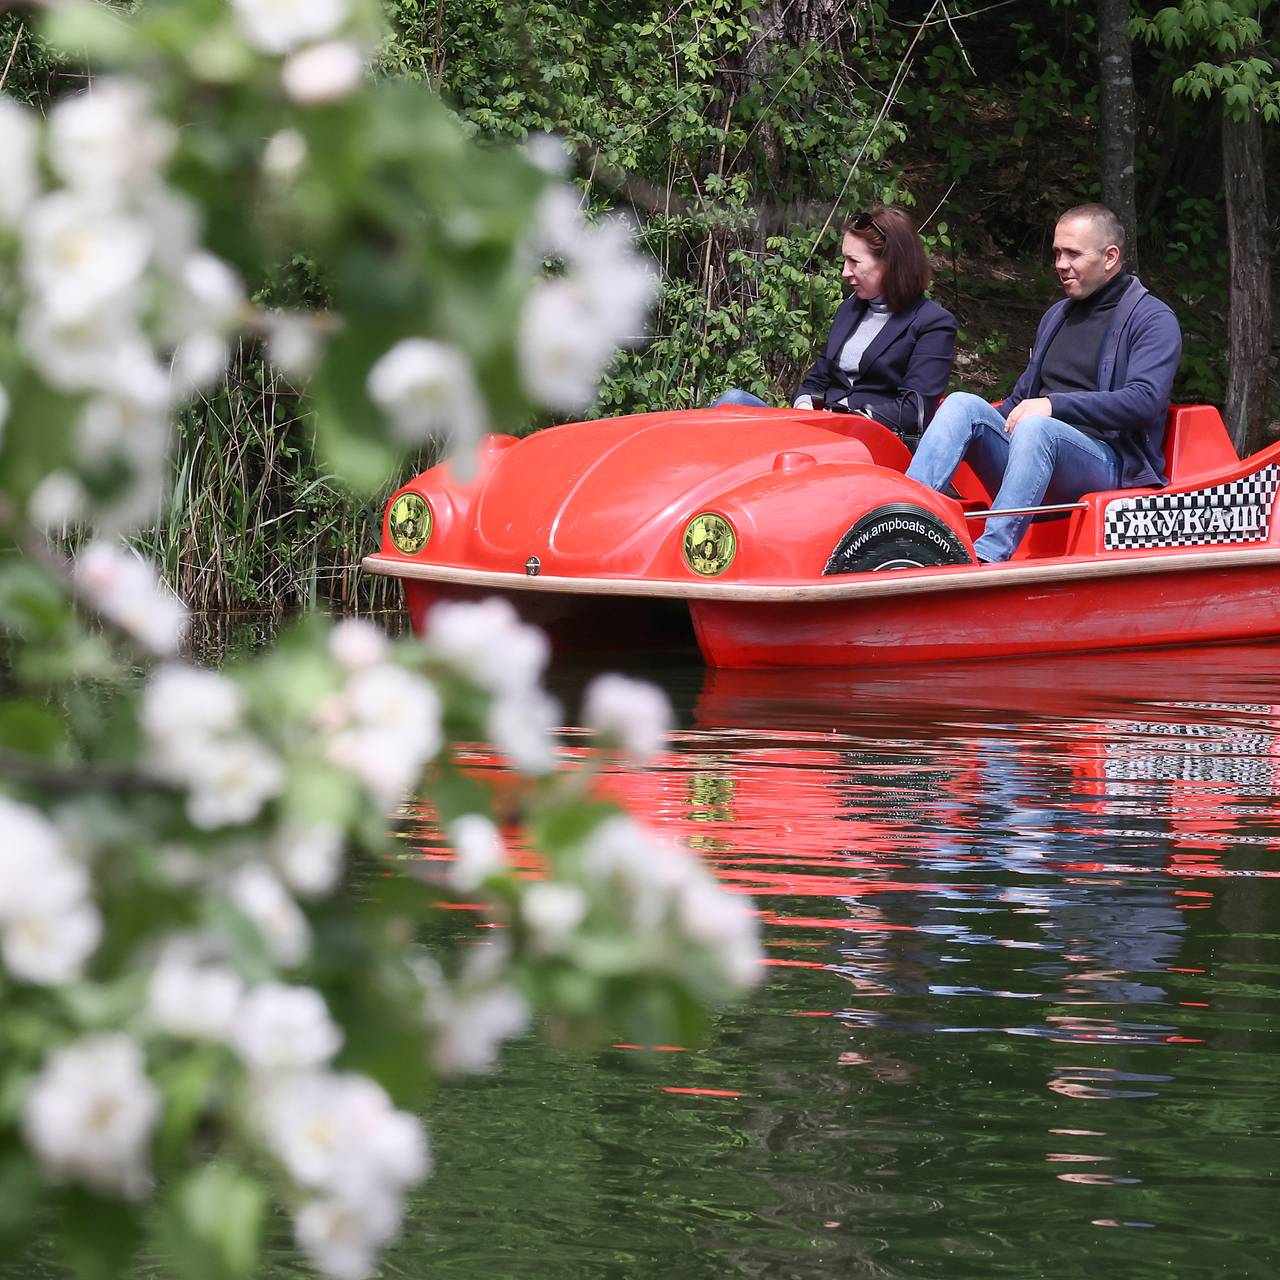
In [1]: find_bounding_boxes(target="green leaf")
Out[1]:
[61,1188,145,1280]
[158,1164,267,1280]
[0,701,68,760]
[0,1145,42,1247]
[152,1049,225,1165]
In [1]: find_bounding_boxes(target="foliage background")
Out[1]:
[1,0,1273,609]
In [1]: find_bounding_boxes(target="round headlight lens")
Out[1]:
[388,492,432,555]
[682,512,736,577]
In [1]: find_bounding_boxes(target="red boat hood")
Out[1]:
[467,413,863,571]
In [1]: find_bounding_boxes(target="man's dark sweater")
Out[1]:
[996,274,1183,488]
[1037,272,1132,409]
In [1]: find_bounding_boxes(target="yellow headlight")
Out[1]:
[388,492,432,555]
[682,512,736,576]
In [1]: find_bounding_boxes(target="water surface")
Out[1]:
[402,643,1280,1279]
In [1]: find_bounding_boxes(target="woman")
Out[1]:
[715,206,957,446]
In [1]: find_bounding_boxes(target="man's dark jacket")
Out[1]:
[997,277,1182,488]
[797,294,957,440]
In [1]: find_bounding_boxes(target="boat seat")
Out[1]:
[1161,404,1238,484]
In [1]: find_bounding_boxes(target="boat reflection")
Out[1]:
[591,642,1280,1055]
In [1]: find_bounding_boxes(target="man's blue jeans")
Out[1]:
[711,388,770,408]
[905,392,1122,562]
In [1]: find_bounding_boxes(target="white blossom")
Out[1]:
[521,882,587,950]
[580,816,692,932]
[295,1191,402,1280]
[518,280,614,413]
[426,598,549,696]
[0,796,100,986]
[170,330,231,395]
[271,822,345,898]
[2,901,103,987]
[226,865,310,967]
[0,96,39,224]
[256,1071,429,1196]
[146,937,244,1041]
[328,618,389,671]
[348,663,442,755]
[325,727,425,813]
[262,129,308,182]
[159,252,243,357]
[28,471,87,530]
[324,663,442,810]
[446,814,506,893]
[180,734,286,830]
[582,673,673,762]
[135,185,201,274]
[233,982,343,1073]
[48,79,174,199]
[366,338,486,452]
[77,390,171,469]
[73,541,189,656]
[282,41,365,104]
[22,193,153,324]
[21,1034,160,1200]
[677,878,762,988]
[265,309,322,377]
[487,687,560,775]
[141,664,243,750]
[18,303,168,408]
[0,797,90,916]
[574,215,659,338]
[527,184,589,265]
[518,194,658,412]
[523,132,573,177]
[578,816,762,988]
[428,982,529,1076]
[231,0,351,55]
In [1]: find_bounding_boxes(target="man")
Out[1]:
[905,204,1182,562]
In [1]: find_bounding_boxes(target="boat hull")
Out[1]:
[691,560,1280,667]
[373,549,1280,668]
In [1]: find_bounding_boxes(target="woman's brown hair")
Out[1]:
[841,205,932,313]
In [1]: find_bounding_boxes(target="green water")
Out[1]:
[10,638,1280,1278]
[400,645,1280,1279]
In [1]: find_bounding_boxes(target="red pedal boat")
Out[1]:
[362,405,1280,668]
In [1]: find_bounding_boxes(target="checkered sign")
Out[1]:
[1103,464,1280,551]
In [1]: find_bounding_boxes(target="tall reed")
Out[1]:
[135,343,437,615]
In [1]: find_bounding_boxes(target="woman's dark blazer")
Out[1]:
[796,294,957,440]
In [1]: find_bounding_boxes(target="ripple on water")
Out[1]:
[383,645,1280,1280]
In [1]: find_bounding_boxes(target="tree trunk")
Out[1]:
[1098,0,1139,273]
[1222,108,1272,455]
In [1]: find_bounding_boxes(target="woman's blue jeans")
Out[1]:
[905,392,1122,562]
[711,388,771,408]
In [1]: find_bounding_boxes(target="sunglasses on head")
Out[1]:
[850,211,886,238]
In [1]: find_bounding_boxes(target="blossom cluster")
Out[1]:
[577,815,762,990]
[321,618,444,811]
[0,82,245,533]
[231,0,366,104]
[426,598,560,773]
[151,952,427,1280]
[518,183,660,413]
[363,167,659,462]
[72,540,189,656]
[0,797,102,987]
[142,664,286,831]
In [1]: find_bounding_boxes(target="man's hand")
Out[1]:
[1004,397,1054,431]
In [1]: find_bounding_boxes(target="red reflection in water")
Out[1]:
[401,642,1280,1085]
[662,1087,744,1098]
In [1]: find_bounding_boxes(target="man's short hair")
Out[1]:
[1058,203,1126,259]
